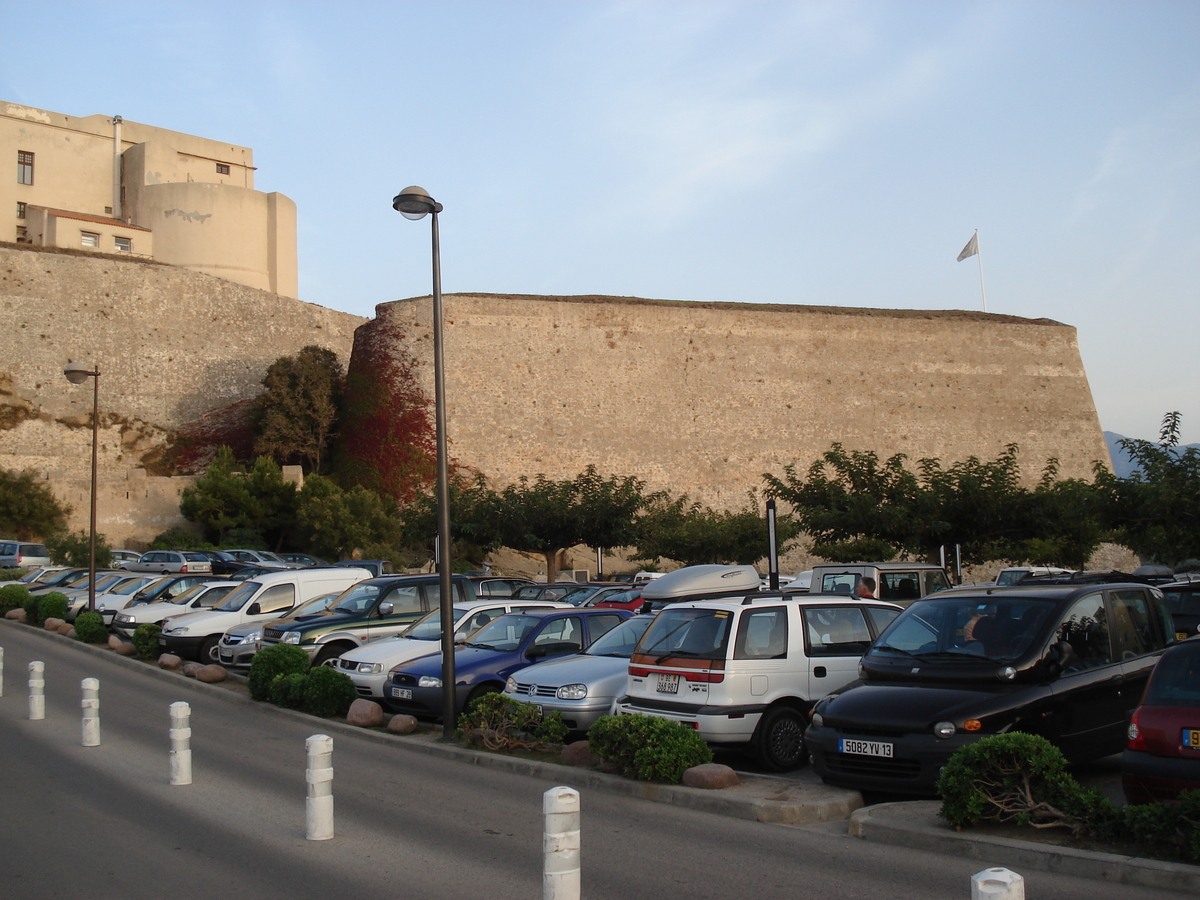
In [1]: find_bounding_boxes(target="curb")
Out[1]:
[0,619,860,825]
[850,801,1200,893]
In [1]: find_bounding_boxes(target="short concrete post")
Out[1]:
[81,677,100,746]
[28,660,44,720]
[169,701,192,785]
[972,867,1024,899]
[305,734,334,841]
[543,786,581,900]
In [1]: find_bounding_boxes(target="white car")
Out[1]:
[111,580,241,638]
[333,599,572,699]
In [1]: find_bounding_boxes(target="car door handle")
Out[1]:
[1110,674,1125,684]
[813,666,827,678]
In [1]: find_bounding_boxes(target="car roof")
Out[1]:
[661,593,904,612]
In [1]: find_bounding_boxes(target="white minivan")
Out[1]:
[159,568,372,663]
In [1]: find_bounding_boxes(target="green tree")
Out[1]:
[399,472,507,569]
[294,474,404,561]
[632,493,800,567]
[0,468,71,540]
[180,447,298,548]
[251,346,345,474]
[45,530,113,568]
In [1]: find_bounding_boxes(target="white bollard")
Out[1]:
[306,734,334,841]
[81,677,100,746]
[972,867,1025,900]
[28,660,44,720]
[169,701,192,785]
[0,645,5,697]
[543,786,581,900]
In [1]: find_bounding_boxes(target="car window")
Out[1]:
[334,582,383,613]
[471,614,541,651]
[923,570,951,594]
[257,583,296,615]
[383,585,422,616]
[1144,644,1200,707]
[531,617,582,654]
[197,585,235,607]
[734,607,788,659]
[1109,589,1160,657]
[1057,593,1112,671]
[865,606,901,635]
[879,574,921,602]
[638,609,732,662]
[804,606,872,657]
[587,613,623,642]
[459,607,504,636]
[586,616,653,657]
[819,573,857,595]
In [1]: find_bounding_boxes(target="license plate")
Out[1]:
[158,637,167,646]
[839,738,894,758]
[1184,728,1200,748]
[656,672,679,694]
[535,705,543,716]
[390,687,413,700]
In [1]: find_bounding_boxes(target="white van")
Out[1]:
[158,567,372,663]
[614,565,902,771]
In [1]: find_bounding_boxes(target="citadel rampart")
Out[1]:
[368,293,1112,508]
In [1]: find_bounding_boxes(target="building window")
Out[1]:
[16,225,28,243]
[80,232,100,248]
[104,206,113,215]
[17,151,34,185]
[16,201,26,219]
[216,163,230,175]
[114,236,132,253]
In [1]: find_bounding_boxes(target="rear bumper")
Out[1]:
[1121,749,1200,804]
[612,697,763,744]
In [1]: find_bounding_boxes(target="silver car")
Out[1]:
[122,550,213,575]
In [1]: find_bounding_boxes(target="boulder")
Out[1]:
[66,628,77,639]
[107,635,124,650]
[386,714,419,735]
[158,654,184,671]
[114,641,138,656]
[347,699,384,727]
[56,622,73,635]
[181,662,204,678]
[44,617,66,631]
[682,763,740,790]
[195,665,227,683]
[5,608,26,622]
[561,740,603,768]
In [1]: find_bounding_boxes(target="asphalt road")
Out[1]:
[0,623,1187,900]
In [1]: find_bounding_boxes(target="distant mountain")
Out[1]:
[1105,431,1200,479]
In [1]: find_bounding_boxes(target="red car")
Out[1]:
[1122,638,1200,804]
[592,587,647,613]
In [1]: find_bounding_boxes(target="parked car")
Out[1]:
[333,559,394,577]
[505,614,656,731]
[384,608,632,719]
[1161,582,1200,641]
[222,549,297,568]
[592,588,646,612]
[217,591,343,667]
[27,568,91,594]
[994,566,1075,586]
[1122,637,1200,803]
[111,580,241,638]
[615,565,903,770]
[510,583,593,604]
[160,567,374,663]
[0,541,52,569]
[559,584,629,607]
[109,549,142,564]
[121,550,212,575]
[0,565,66,587]
[279,552,330,568]
[806,582,1176,795]
[61,571,148,620]
[333,597,573,699]
[258,573,477,665]
[637,564,765,613]
[86,575,165,624]
[468,576,537,598]
[801,562,952,605]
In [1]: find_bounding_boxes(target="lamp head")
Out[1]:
[392,185,442,220]
[64,360,95,384]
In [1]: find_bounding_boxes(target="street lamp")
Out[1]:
[392,185,456,738]
[64,360,100,612]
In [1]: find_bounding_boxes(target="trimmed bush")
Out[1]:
[74,611,107,643]
[0,568,26,583]
[247,644,311,701]
[25,591,67,626]
[131,624,162,660]
[588,713,713,783]
[301,665,358,718]
[38,592,69,623]
[1122,790,1200,863]
[270,672,309,709]
[0,582,29,614]
[457,692,568,750]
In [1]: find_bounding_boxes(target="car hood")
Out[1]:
[823,682,1032,731]
[400,645,517,679]
[343,637,441,664]
[511,653,630,691]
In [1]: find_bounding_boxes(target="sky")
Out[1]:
[5,1,1198,443]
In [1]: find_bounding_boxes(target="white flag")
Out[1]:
[957,233,978,262]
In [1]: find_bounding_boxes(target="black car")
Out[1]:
[806,583,1175,796]
[1161,581,1200,641]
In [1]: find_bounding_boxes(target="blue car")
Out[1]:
[384,608,632,718]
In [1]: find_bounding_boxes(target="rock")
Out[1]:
[347,699,384,727]
[114,642,138,656]
[56,622,73,635]
[195,665,227,683]
[561,740,603,768]
[66,628,77,639]
[108,635,124,650]
[44,617,66,631]
[5,608,26,622]
[599,759,621,775]
[682,763,740,790]
[386,714,419,734]
[158,654,184,671]
[181,662,204,678]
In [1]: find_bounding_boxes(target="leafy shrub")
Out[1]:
[45,531,112,568]
[24,591,66,626]
[0,583,29,614]
[0,567,26,582]
[457,692,568,750]
[247,644,311,701]
[131,624,162,660]
[38,592,69,623]
[588,714,713,783]
[74,611,107,643]
[1121,791,1200,863]
[270,672,309,709]
[149,525,209,550]
[301,665,358,718]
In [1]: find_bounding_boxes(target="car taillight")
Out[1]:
[1127,709,1147,752]
[180,565,189,572]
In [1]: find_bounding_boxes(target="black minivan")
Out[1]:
[806,583,1175,795]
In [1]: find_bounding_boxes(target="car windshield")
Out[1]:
[291,592,339,618]
[1145,644,1200,708]
[586,616,654,657]
[467,614,542,652]
[213,582,261,612]
[258,551,288,564]
[333,582,384,614]
[403,606,474,641]
[996,570,1029,586]
[560,587,596,606]
[872,596,1058,663]
[636,608,732,663]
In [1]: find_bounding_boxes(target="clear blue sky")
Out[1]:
[6,1,1198,443]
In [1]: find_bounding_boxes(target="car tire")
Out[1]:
[752,705,807,772]
[198,635,221,665]
[313,644,350,667]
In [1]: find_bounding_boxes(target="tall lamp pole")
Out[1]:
[64,360,100,612]
[392,186,456,738]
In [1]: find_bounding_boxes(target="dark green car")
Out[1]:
[259,574,477,665]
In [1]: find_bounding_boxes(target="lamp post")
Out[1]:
[391,185,456,738]
[64,360,100,612]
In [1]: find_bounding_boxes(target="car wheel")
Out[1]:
[752,705,807,772]
[198,635,221,665]
[313,644,349,667]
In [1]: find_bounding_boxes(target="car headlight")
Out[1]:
[244,630,262,643]
[811,711,824,728]
[933,720,957,739]
[282,632,301,644]
[505,676,518,692]
[114,613,131,623]
[556,683,588,701]
[166,626,187,635]
[418,676,442,688]
[357,662,383,675]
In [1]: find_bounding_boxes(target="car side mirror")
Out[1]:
[378,601,393,616]
[1047,640,1074,676]
[247,602,261,616]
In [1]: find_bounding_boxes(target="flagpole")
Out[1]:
[975,229,988,313]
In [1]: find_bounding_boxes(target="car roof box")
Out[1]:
[640,565,762,601]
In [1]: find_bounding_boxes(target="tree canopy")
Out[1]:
[294,474,405,562]
[179,448,298,548]
[251,345,344,474]
[0,468,70,541]
[632,493,799,567]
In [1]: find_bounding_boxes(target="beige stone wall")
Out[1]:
[369,293,1112,510]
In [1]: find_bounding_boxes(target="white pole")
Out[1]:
[543,786,581,900]
[0,645,5,697]
[306,734,334,841]
[971,867,1024,899]
[975,230,988,313]
[28,660,44,720]
[170,701,192,785]
[81,677,100,746]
